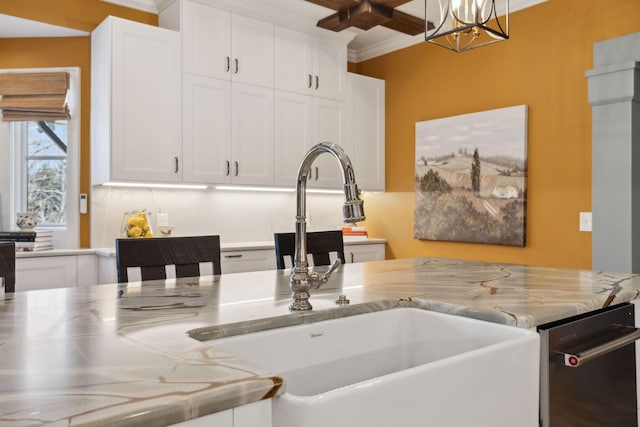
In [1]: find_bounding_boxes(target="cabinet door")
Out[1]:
[16,256,77,291]
[344,243,386,263]
[274,91,313,186]
[182,74,232,184]
[182,0,231,80]
[274,26,314,95]
[231,15,274,88]
[109,17,182,183]
[310,97,348,189]
[275,28,346,101]
[231,83,274,185]
[221,249,276,274]
[348,73,385,191]
[313,37,347,101]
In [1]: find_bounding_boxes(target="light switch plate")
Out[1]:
[579,212,592,232]
[80,193,88,214]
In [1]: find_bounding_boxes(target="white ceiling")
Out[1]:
[0,14,88,38]
[2,0,546,62]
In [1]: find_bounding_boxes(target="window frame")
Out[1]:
[7,67,80,249]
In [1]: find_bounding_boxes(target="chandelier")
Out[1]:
[425,0,509,52]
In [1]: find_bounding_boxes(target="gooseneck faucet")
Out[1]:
[289,142,365,311]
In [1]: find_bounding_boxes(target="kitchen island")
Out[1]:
[1,256,639,426]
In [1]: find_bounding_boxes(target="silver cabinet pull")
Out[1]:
[234,161,239,176]
[224,254,243,259]
[174,157,179,173]
[315,166,319,180]
[555,324,640,367]
[225,56,230,72]
[308,74,313,89]
[234,58,239,74]
[225,160,230,176]
[315,75,319,90]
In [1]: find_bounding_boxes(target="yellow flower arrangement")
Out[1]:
[122,211,154,238]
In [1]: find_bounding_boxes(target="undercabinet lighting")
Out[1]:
[103,182,208,190]
[215,185,294,192]
[215,185,344,194]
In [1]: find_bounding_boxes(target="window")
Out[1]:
[3,67,80,249]
[14,120,68,225]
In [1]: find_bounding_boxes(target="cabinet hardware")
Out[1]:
[225,56,230,72]
[234,58,239,74]
[225,160,230,176]
[350,252,354,263]
[224,254,243,259]
[308,74,313,89]
[235,161,239,176]
[315,166,319,180]
[315,75,319,90]
[174,157,179,173]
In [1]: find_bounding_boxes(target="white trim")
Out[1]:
[100,0,160,13]
[3,67,80,249]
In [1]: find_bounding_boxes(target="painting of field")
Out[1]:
[414,105,527,246]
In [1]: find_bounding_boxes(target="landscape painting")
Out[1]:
[414,105,528,246]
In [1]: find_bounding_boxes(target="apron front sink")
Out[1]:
[209,307,540,427]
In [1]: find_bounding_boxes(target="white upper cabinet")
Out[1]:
[347,73,386,192]
[182,76,274,185]
[275,26,347,101]
[274,92,347,189]
[164,0,274,88]
[182,74,231,183]
[91,16,181,185]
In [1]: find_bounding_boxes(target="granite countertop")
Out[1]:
[93,238,387,258]
[1,256,639,426]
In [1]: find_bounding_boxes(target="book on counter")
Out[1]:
[340,225,369,241]
[0,230,54,251]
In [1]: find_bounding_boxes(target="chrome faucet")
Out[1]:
[289,142,365,311]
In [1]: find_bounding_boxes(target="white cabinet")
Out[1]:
[347,73,385,192]
[182,76,274,185]
[221,249,276,274]
[275,26,347,101]
[182,74,231,183]
[173,399,271,427]
[311,97,348,189]
[162,0,274,88]
[274,92,347,188]
[344,242,386,263]
[16,254,98,291]
[275,73,385,191]
[91,16,181,185]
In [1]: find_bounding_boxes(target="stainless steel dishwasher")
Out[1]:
[538,303,640,427]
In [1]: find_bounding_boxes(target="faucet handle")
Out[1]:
[308,258,342,289]
[324,258,342,277]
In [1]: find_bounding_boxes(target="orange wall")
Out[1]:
[352,0,640,269]
[0,1,156,247]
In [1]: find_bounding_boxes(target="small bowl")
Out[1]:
[16,212,37,230]
[158,225,176,236]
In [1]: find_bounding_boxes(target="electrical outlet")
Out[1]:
[579,212,592,232]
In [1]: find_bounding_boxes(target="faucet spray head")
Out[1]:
[343,183,365,223]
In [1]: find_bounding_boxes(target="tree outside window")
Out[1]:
[23,120,67,226]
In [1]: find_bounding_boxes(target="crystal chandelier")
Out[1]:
[425,0,509,52]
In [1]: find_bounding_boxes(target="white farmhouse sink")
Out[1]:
[210,307,540,427]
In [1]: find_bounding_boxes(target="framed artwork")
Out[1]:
[414,105,528,246]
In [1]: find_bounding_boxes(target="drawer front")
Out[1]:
[221,249,276,274]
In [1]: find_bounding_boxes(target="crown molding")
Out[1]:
[101,0,548,62]
[100,0,160,13]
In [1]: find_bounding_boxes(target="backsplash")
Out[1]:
[90,186,347,248]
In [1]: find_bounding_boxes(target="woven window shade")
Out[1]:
[0,72,70,121]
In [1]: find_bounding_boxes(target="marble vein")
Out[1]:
[1,256,640,426]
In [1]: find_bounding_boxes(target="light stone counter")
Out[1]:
[1,256,639,426]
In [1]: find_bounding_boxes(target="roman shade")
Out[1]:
[0,72,70,121]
